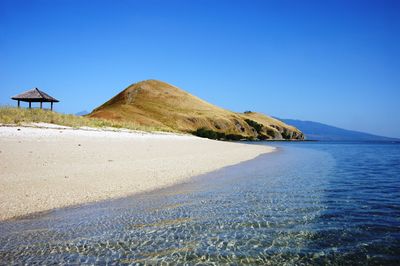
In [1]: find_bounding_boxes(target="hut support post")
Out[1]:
[51,102,53,111]
[17,100,20,108]
[29,102,31,109]
[40,102,42,109]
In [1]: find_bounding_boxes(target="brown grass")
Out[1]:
[0,106,172,132]
[88,80,304,140]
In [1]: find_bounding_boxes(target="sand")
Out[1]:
[0,124,274,221]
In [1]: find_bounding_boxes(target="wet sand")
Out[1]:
[0,124,274,220]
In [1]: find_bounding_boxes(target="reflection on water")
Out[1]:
[0,142,399,265]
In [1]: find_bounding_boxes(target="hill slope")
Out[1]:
[89,80,304,140]
[279,118,398,141]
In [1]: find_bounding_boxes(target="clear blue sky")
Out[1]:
[1,0,399,138]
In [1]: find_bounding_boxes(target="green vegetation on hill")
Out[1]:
[244,119,263,134]
[193,127,251,141]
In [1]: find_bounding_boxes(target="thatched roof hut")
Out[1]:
[11,88,59,110]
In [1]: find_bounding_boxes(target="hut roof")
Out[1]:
[11,88,59,102]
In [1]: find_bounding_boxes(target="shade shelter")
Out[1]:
[11,88,59,110]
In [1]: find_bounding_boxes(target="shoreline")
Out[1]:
[0,124,275,221]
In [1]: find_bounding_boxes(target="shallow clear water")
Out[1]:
[0,142,399,265]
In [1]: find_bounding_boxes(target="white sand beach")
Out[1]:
[0,124,274,220]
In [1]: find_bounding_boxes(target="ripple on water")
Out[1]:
[0,142,400,265]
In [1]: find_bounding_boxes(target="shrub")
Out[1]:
[258,134,269,140]
[281,130,292,139]
[193,128,248,141]
[225,134,243,141]
[244,119,263,133]
[266,129,275,138]
[193,128,221,140]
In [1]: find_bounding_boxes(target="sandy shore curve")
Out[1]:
[0,124,274,221]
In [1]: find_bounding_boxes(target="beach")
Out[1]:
[0,124,274,221]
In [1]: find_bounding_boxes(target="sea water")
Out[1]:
[0,142,399,265]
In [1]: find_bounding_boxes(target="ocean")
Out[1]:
[0,141,399,265]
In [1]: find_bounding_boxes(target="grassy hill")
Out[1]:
[89,80,304,140]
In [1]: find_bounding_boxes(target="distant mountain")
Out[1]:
[75,110,89,116]
[279,118,399,141]
[88,79,304,140]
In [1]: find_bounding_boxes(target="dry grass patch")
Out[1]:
[0,106,171,132]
